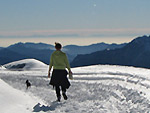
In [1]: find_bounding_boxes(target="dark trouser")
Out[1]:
[55,86,66,97]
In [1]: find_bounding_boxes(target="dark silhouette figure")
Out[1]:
[26,80,31,89]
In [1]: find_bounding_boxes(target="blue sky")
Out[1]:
[0,0,150,46]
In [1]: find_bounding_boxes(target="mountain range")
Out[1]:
[1,35,150,68]
[0,42,126,65]
[0,47,3,50]
[63,43,126,56]
[71,35,150,68]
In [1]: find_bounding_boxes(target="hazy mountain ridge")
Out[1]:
[0,47,3,50]
[8,42,54,50]
[0,48,28,65]
[7,43,54,65]
[63,43,126,56]
[71,35,150,68]
[0,42,126,65]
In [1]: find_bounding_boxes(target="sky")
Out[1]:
[0,0,150,47]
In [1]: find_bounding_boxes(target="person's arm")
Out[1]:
[64,54,73,80]
[64,54,72,74]
[48,55,53,78]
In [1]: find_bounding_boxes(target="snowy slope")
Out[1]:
[4,59,48,71]
[1,61,150,113]
[0,65,6,70]
[0,79,45,113]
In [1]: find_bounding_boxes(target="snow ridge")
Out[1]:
[4,59,48,71]
[1,62,150,113]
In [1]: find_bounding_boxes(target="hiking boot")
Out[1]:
[57,96,61,102]
[62,92,68,100]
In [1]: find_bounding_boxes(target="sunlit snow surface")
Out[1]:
[4,59,48,71]
[1,59,150,113]
[0,79,45,113]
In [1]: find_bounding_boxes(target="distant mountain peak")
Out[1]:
[131,35,150,43]
[127,35,150,50]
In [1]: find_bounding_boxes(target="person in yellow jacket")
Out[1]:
[48,42,72,101]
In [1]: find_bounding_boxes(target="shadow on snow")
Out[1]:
[33,101,65,112]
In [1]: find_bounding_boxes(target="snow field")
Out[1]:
[0,79,45,113]
[1,60,150,112]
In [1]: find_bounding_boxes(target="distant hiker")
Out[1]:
[26,80,31,89]
[48,42,73,102]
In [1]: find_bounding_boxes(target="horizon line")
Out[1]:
[0,28,150,37]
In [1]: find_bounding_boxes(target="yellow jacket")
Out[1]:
[49,50,71,71]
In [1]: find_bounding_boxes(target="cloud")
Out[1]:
[0,28,150,38]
